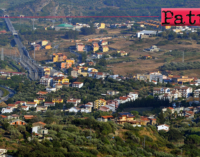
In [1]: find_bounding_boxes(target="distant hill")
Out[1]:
[2,0,200,22]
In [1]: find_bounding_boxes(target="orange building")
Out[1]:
[10,119,26,125]
[61,62,73,69]
[45,44,52,50]
[53,53,67,62]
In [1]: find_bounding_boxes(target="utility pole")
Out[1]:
[33,43,35,59]
[144,136,145,148]
[15,51,17,60]
[1,48,4,61]
[90,128,91,143]
[31,19,36,31]
[182,51,184,63]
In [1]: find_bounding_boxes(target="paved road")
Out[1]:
[0,86,16,102]
[4,17,40,80]
[0,90,3,97]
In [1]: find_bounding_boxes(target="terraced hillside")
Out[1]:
[2,0,200,22]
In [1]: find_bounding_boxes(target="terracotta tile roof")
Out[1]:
[0,115,7,118]
[62,83,70,85]
[7,104,16,107]
[21,106,28,108]
[119,97,128,100]
[15,101,26,104]
[101,116,113,119]
[11,114,19,117]
[73,82,83,84]
[32,121,46,126]
[167,107,174,110]
[24,115,35,119]
[37,91,48,95]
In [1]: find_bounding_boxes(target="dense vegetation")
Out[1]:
[19,30,64,42]
[159,62,200,71]
[0,87,9,97]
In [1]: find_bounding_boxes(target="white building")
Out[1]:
[44,102,55,107]
[174,86,193,98]
[153,87,170,96]
[72,82,83,88]
[128,92,138,101]
[157,124,169,132]
[194,89,200,98]
[40,76,53,87]
[150,72,163,83]
[21,106,29,111]
[108,74,119,80]
[32,122,47,134]
[67,99,81,107]
[1,107,13,113]
[137,30,162,38]
[46,87,56,93]
[26,102,37,108]
[81,107,91,113]
[68,107,80,113]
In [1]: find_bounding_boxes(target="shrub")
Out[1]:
[145,135,153,142]
[166,143,175,149]
[68,145,79,152]
[90,149,99,155]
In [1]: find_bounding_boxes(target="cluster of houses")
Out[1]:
[0,71,26,77]
[52,53,75,70]
[67,92,138,113]
[135,71,200,85]
[0,114,49,140]
[97,112,156,126]
[162,105,199,119]
[153,85,193,102]
[32,40,52,51]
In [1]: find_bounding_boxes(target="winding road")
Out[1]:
[0,86,16,102]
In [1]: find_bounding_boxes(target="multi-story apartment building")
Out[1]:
[94,99,106,109]
[72,82,83,88]
[40,76,53,87]
[150,72,163,83]
[174,86,193,98]
[194,89,200,98]
[153,87,170,96]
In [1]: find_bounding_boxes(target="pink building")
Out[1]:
[76,43,85,52]
[98,106,110,112]
[106,100,119,109]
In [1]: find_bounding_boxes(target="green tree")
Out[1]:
[158,111,165,124]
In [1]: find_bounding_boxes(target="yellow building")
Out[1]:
[45,44,52,50]
[101,46,109,52]
[44,67,52,76]
[34,98,45,104]
[79,71,88,77]
[93,46,99,52]
[93,43,99,52]
[42,40,48,46]
[52,98,63,103]
[91,69,98,72]
[66,59,75,64]
[61,78,69,84]
[94,99,106,109]
[99,23,105,29]
[117,51,128,56]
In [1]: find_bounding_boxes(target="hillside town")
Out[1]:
[1,1,200,156]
